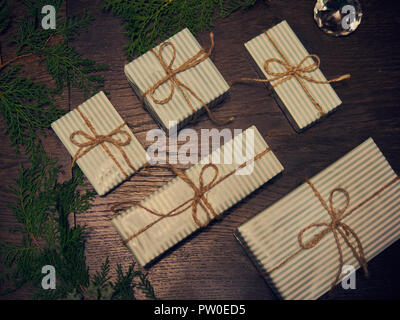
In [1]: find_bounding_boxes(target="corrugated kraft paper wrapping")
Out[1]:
[124,28,230,133]
[112,126,283,266]
[245,20,343,132]
[235,138,400,300]
[51,91,149,196]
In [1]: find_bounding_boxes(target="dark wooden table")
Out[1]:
[1,0,400,300]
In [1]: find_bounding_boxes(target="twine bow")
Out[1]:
[70,107,136,178]
[267,176,400,292]
[141,32,234,125]
[171,163,219,228]
[232,31,350,117]
[298,181,368,288]
[112,148,272,244]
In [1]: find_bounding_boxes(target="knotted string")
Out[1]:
[232,30,350,116]
[112,147,272,244]
[70,107,136,178]
[141,32,234,125]
[267,176,400,291]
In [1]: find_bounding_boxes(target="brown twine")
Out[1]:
[69,107,136,178]
[141,32,234,125]
[266,175,400,291]
[30,234,44,252]
[111,147,272,244]
[231,31,350,116]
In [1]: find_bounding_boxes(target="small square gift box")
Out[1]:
[124,28,231,133]
[51,91,149,196]
[112,126,283,266]
[235,138,400,300]
[244,20,350,132]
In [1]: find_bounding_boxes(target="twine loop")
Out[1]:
[112,147,272,244]
[70,125,131,152]
[297,182,368,288]
[141,33,234,125]
[264,54,321,87]
[70,107,135,178]
[263,31,350,117]
[267,176,400,292]
[171,163,219,228]
[231,30,350,117]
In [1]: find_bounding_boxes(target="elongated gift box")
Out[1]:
[51,91,149,196]
[112,126,283,266]
[125,28,230,133]
[235,138,400,300]
[245,20,346,132]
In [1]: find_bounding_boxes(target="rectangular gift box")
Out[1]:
[51,91,149,196]
[245,20,344,132]
[112,126,283,266]
[235,138,400,300]
[124,28,230,133]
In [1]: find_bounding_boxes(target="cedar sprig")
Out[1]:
[0,65,63,155]
[136,271,158,300]
[101,0,260,60]
[10,3,107,97]
[66,258,158,300]
[42,40,108,98]
[0,1,157,300]
[0,1,107,155]
[0,0,10,34]
[0,153,95,299]
[220,0,259,17]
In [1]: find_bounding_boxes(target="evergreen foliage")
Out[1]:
[0,0,156,300]
[102,0,260,59]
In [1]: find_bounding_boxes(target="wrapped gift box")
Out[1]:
[112,126,283,266]
[51,91,149,196]
[235,138,400,300]
[245,20,345,132]
[125,28,230,133]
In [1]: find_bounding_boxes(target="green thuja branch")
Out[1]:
[0,0,10,34]
[220,0,259,17]
[111,262,157,300]
[41,40,107,97]
[0,1,107,155]
[0,0,157,300]
[102,0,261,60]
[0,153,94,299]
[66,258,158,300]
[11,3,107,96]
[0,65,62,154]
[136,271,157,300]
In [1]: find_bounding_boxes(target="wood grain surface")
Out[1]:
[1,0,400,300]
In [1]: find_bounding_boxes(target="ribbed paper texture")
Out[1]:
[245,20,342,131]
[112,126,283,266]
[125,28,230,132]
[51,91,149,196]
[236,138,400,300]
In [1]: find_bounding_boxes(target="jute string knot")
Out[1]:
[265,54,323,87]
[297,181,368,287]
[265,176,400,293]
[141,32,234,125]
[112,148,272,244]
[171,163,219,228]
[70,107,135,178]
[231,31,350,117]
